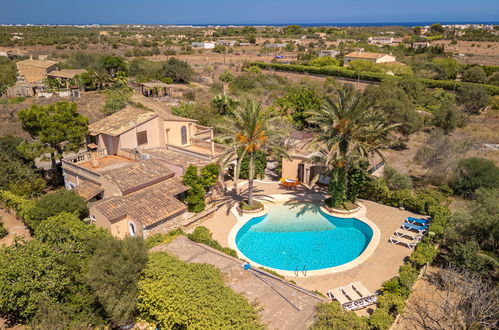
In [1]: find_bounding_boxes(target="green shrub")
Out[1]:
[137,252,262,329]
[376,292,406,316]
[409,240,438,266]
[251,61,499,95]
[450,157,499,198]
[368,308,393,330]
[27,190,88,229]
[145,228,185,249]
[187,226,238,258]
[383,166,413,191]
[0,190,35,225]
[239,200,263,211]
[0,216,7,238]
[310,301,368,329]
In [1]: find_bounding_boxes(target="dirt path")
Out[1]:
[0,209,31,246]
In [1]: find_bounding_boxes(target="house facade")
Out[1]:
[62,104,225,238]
[343,51,396,65]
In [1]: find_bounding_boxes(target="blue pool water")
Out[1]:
[235,203,373,271]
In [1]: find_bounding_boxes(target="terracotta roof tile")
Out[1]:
[93,178,188,227]
[73,181,103,201]
[89,106,158,136]
[102,158,175,195]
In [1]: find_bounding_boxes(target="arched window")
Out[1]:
[181,126,187,145]
[128,221,136,237]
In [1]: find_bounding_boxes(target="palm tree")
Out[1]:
[221,99,288,208]
[308,86,398,206]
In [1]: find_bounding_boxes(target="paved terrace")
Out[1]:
[202,181,418,299]
[152,236,325,329]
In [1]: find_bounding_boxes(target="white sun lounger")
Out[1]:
[389,235,420,250]
[351,281,377,304]
[327,288,357,310]
[394,228,425,241]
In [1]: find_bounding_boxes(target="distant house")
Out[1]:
[191,42,215,49]
[0,47,29,59]
[412,42,431,50]
[218,40,237,47]
[343,51,396,65]
[368,37,394,45]
[319,49,339,57]
[264,43,287,48]
[16,59,58,82]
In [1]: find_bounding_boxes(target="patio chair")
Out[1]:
[401,222,429,234]
[405,216,431,225]
[327,288,357,311]
[351,281,377,304]
[389,235,420,250]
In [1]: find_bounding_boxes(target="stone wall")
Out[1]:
[143,211,187,238]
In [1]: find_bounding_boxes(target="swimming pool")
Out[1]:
[235,203,374,271]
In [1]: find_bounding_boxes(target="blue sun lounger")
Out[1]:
[405,217,431,225]
[401,222,429,233]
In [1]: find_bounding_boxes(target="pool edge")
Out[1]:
[227,194,381,277]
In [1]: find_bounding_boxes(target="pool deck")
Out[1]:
[202,181,418,298]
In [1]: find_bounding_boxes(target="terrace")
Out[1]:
[199,181,419,313]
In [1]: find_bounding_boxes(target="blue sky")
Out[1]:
[1,0,498,25]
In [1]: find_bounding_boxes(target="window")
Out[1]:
[128,222,136,237]
[181,126,187,145]
[136,130,148,145]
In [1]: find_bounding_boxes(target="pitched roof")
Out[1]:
[102,158,175,195]
[88,106,158,136]
[345,51,390,59]
[47,69,86,79]
[93,178,188,227]
[73,181,103,201]
[16,59,57,69]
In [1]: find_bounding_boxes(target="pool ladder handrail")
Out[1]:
[294,265,308,277]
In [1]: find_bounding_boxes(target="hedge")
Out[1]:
[137,252,263,329]
[0,190,35,228]
[251,61,499,96]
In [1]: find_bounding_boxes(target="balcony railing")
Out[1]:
[64,149,108,165]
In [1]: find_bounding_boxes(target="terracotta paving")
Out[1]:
[202,181,418,296]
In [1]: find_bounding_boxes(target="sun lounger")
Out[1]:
[389,235,420,250]
[394,228,425,241]
[406,217,431,225]
[342,285,362,301]
[351,281,377,304]
[401,222,429,233]
[327,288,356,310]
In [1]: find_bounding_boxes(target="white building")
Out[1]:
[368,37,394,45]
[191,42,215,49]
[319,49,339,57]
[343,51,396,65]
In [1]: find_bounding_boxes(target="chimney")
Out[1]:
[90,150,100,168]
[88,143,99,168]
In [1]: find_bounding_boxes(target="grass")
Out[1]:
[0,97,26,105]
[239,200,264,211]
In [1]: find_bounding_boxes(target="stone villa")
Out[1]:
[62,104,225,238]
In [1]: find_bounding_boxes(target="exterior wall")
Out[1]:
[164,120,194,146]
[116,117,162,152]
[143,211,187,238]
[89,206,112,232]
[110,216,143,239]
[344,56,376,65]
[281,157,302,179]
[375,55,396,63]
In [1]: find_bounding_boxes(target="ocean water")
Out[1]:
[235,203,373,271]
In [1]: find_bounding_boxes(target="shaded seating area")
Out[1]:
[389,217,431,250]
[279,177,300,189]
[327,282,377,311]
